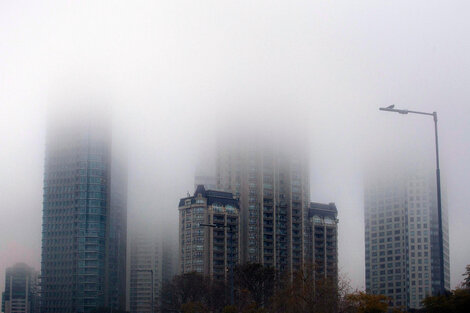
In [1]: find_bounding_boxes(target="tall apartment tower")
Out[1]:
[364,167,449,310]
[305,202,338,282]
[216,138,310,274]
[194,174,217,191]
[161,238,177,284]
[178,185,240,281]
[129,232,163,313]
[129,227,178,313]
[41,108,127,313]
[1,263,39,313]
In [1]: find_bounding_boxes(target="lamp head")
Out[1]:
[379,105,408,115]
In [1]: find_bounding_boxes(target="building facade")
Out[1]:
[178,185,239,281]
[129,226,177,313]
[364,167,450,310]
[161,238,177,284]
[305,202,338,282]
[129,232,162,313]
[2,264,39,313]
[41,109,127,313]
[216,138,310,274]
[194,174,217,191]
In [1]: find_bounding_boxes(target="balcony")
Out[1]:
[263,213,273,220]
[264,227,273,234]
[263,198,274,206]
[213,233,225,240]
[263,235,273,242]
[263,206,274,214]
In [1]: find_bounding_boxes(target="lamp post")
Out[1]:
[135,269,154,313]
[200,222,235,306]
[379,105,446,295]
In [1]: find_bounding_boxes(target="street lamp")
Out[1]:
[379,105,446,295]
[200,222,235,306]
[135,269,155,313]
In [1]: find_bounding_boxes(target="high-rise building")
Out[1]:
[194,174,217,191]
[216,138,310,274]
[161,238,177,284]
[1,263,39,313]
[41,108,127,313]
[194,151,217,191]
[364,167,449,310]
[129,226,177,313]
[129,232,162,313]
[129,228,178,313]
[178,185,239,281]
[305,202,338,282]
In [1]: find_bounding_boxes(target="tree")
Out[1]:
[160,272,221,313]
[462,264,470,289]
[222,305,238,313]
[160,264,358,313]
[269,265,350,313]
[421,294,454,313]
[269,268,312,313]
[421,288,470,313]
[181,302,209,313]
[336,272,353,313]
[453,288,470,312]
[345,292,389,313]
[234,263,277,309]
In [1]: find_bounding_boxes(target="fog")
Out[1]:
[1,0,470,293]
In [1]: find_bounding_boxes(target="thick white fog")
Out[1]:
[1,0,470,293]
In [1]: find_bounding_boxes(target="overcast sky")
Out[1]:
[1,0,469,292]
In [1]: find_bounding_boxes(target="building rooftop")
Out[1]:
[308,202,338,219]
[178,185,239,208]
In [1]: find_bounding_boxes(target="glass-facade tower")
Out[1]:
[41,110,127,313]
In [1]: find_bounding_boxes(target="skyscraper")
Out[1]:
[2,263,39,313]
[41,107,127,312]
[178,185,239,281]
[305,202,338,282]
[161,237,177,284]
[129,231,162,313]
[364,166,449,310]
[216,137,310,274]
[194,174,217,191]
[129,226,177,313]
